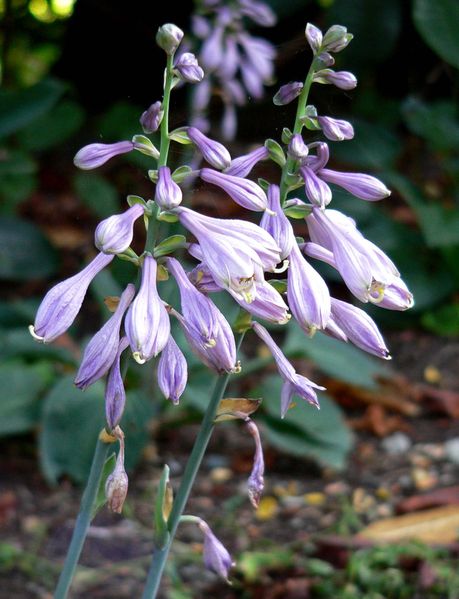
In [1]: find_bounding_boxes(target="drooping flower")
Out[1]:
[318,168,390,200]
[105,336,130,431]
[187,127,231,170]
[75,284,135,389]
[287,243,331,336]
[155,166,183,210]
[157,335,188,405]
[95,204,144,254]
[259,184,295,260]
[300,165,332,207]
[124,254,170,363]
[200,168,268,211]
[329,298,391,359]
[252,322,324,416]
[234,280,290,325]
[74,141,134,170]
[198,519,234,582]
[246,419,265,508]
[30,252,114,343]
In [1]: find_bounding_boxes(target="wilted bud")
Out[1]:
[198,519,234,582]
[95,204,144,254]
[156,23,184,54]
[188,127,231,170]
[273,81,303,106]
[174,52,204,83]
[74,141,134,170]
[305,23,323,54]
[246,419,265,508]
[140,101,163,134]
[322,24,353,53]
[105,427,128,513]
[155,166,183,210]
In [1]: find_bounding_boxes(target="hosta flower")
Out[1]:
[246,419,265,508]
[187,127,231,170]
[252,322,324,416]
[156,23,184,54]
[30,252,114,343]
[259,184,295,260]
[174,52,204,83]
[314,69,357,90]
[74,141,134,170]
[95,204,144,254]
[124,254,170,363]
[305,23,323,54]
[157,335,187,405]
[198,519,234,582]
[200,168,268,211]
[288,134,309,160]
[300,165,332,207]
[105,336,130,431]
[140,101,163,134]
[318,168,390,200]
[155,166,182,210]
[225,146,268,178]
[273,81,303,106]
[318,116,354,141]
[75,284,135,389]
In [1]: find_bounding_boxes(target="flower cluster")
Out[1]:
[190,0,277,139]
[31,19,413,585]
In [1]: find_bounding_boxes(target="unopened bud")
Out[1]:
[105,427,128,513]
[322,25,353,53]
[156,23,184,55]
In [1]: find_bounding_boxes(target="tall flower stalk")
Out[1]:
[30,16,414,599]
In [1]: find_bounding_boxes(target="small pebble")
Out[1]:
[424,365,441,384]
[412,467,438,490]
[445,438,459,464]
[381,432,412,455]
[210,467,232,483]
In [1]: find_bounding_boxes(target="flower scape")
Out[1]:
[30,16,413,593]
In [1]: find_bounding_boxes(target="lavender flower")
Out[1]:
[287,243,331,336]
[330,298,390,359]
[157,335,187,405]
[95,204,144,254]
[200,26,224,72]
[188,262,223,293]
[125,254,170,363]
[246,419,265,508]
[174,52,204,83]
[252,322,324,416]
[74,141,134,170]
[105,336,130,431]
[288,134,309,160]
[314,69,357,90]
[259,184,295,260]
[187,128,231,170]
[318,168,391,200]
[198,519,234,582]
[140,101,163,134]
[224,146,268,178]
[233,281,290,325]
[318,116,354,141]
[155,166,183,210]
[240,0,276,26]
[200,168,268,211]
[273,81,303,106]
[300,165,332,207]
[305,23,323,55]
[30,252,114,343]
[75,284,135,389]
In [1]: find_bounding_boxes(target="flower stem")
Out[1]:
[54,433,112,599]
[141,334,245,599]
[158,54,174,168]
[279,62,316,204]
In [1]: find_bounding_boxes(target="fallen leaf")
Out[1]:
[396,486,459,513]
[358,505,459,543]
[215,397,262,422]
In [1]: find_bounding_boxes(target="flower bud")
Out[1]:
[314,69,357,90]
[156,23,184,54]
[140,101,163,134]
[200,168,268,211]
[318,168,390,201]
[105,427,128,513]
[155,166,183,210]
[95,204,144,254]
[318,116,354,141]
[300,165,332,207]
[198,519,234,582]
[188,127,231,169]
[225,146,268,178]
[105,337,130,431]
[273,81,303,106]
[74,141,133,170]
[288,134,309,160]
[246,419,265,508]
[174,52,204,84]
[322,25,353,53]
[305,23,323,54]
[157,335,188,405]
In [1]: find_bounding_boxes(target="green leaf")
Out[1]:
[154,235,187,258]
[0,216,58,281]
[92,453,117,517]
[0,327,76,364]
[73,172,119,218]
[0,150,38,211]
[260,377,353,469]
[18,100,85,151]
[120,390,156,471]
[413,0,459,69]
[0,79,64,139]
[402,98,459,151]
[0,361,52,436]
[238,550,294,583]
[422,303,459,336]
[283,322,389,389]
[39,376,106,484]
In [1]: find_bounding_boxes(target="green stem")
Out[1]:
[54,435,111,599]
[279,63,317,204]
[141,334,245,599]
[158,54,174,168]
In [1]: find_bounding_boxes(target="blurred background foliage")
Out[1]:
[0,0,458,483]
